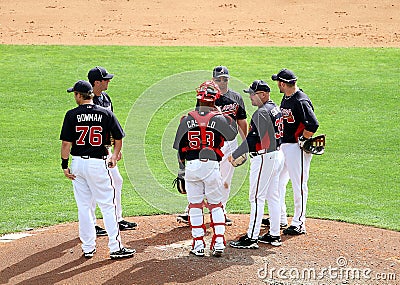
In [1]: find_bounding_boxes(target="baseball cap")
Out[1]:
[67,80,93,93]
[87,66,114,83]
[243,80,271,93]
[212,66,230,78]
[271,68,297,83]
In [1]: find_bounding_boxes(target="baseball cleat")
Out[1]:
[229,234,259,249]
[176,214,189,224]
[110,247,136,259]
[83,248,96,258]
[190,248,205,257]
[283,225,306,235]
[258,233,282,246]
[95,225,107,236]
[118,220,137,231]
[261,218,288,229]
[212,247,224,257]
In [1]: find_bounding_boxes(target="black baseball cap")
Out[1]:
[271,68,297,83]
[243,80,271,93]
[67,80,93,93]
[87,66,114,83]
[212,66,230,78]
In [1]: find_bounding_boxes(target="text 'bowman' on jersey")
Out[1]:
[60,104,125,158]
[77,113,103,122]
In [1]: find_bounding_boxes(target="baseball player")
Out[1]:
[173,81,238,257]
[271,69,319,235]
[228,80,284,249]
[177,66,247,226]
[60,80,135,259]
[87,66,137,236]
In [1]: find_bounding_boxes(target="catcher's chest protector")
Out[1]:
[188,111,218,149]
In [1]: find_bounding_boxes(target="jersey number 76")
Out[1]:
[76,126,103,146]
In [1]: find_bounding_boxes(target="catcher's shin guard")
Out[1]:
[189,202,206,244]
[208,202,226,250]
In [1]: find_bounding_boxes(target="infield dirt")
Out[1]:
[0,1,399,284]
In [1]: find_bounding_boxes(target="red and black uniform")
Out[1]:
[60,104,124,158]
[232,100,282,158]
[230,99,284,239]
[280,89,319,143]
[173,108,237,162]
[59,102,126,255]
[278,88,319,233]
[215,90,247,122]
[172,107,237,255]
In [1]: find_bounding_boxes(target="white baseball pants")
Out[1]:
[71,156,123,253]
[279,143,312,230]
[248,150,283,238]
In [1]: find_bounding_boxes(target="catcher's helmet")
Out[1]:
[196,80,221,102]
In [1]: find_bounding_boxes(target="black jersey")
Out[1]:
[215,89,247,121]
[93,91,113,112]
[173,108,237,161]
[60,104,125,158]
[280,89,319,143]
[232,100,283,158]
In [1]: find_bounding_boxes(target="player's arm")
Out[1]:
[108,112,125,162]
[235,96,248,140]
[237,118,248,141]
[231,126,259,159]
[108,139,122,168]
[299,100,319,139]
[231,113,259,159]
[173,117,188,151]
[61,140,76,180]
[217,115,238,142]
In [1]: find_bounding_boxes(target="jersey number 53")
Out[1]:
[188,130,215,148]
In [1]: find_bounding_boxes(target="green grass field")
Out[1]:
[0,45,399,235]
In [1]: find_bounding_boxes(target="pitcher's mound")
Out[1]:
[0,214,399,285]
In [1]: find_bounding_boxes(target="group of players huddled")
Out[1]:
[60,65,319,259]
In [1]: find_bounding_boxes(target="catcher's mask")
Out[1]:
[196,80,221,102]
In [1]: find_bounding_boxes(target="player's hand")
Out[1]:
[107,155,118,168]
[116,151,122,161]
[228,155,233,163]
[63,168,76,180]
[298,135,309,149]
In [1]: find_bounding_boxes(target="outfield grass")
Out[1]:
[0,45,398,234]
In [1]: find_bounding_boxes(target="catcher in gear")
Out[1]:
[173,80,238,257]
[177,66,247,226]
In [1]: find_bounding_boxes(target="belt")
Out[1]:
[249,148,280,158]
[80,155,107,160]
[187,158,218,162]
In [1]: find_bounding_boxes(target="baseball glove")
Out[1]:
[230,153,248,167]
[172,169,186,194]
[300,134,326,155]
